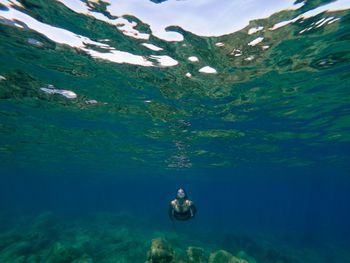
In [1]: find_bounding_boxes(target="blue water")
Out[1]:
[1,0,350,262]
[1,165,349,261]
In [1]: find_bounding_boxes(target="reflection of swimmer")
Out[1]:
[169,188,196,221]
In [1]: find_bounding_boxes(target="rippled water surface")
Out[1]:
[0,0,350,262]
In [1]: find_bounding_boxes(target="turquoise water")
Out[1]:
[0,0,350,262]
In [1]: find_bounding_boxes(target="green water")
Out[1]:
[0,0,350,262]
[0,0,349,173]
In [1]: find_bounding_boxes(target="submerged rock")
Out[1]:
[32,211,57,229]
[27,255,40,263]
[235,251,252,263]
[14,255,26,263]
[72,254,94,263]
[231,257,249,263]
[0,241,32,260]
[146,238,174,263]
[209,250,250,263]
[40,84,77,99]
[47,241,80,263]
[85,99,98,105]
[209,250,233,263]
[187,246,208,263]
[27,38,44,47]
[26,212,59,251]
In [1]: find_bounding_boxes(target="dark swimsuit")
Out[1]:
[173,209,192,221]
[170,199,196,221]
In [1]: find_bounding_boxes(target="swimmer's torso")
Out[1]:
[171,199,192,213]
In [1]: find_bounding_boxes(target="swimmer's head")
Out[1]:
[176,188,187,199]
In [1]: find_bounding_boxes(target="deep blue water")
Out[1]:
[1,0,350,262]
[1,166,350,256]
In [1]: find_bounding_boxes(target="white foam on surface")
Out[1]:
[215,42,225,47]
[327,17,340,24]
[85,99,98,104]
[0,3,178,67]
[142,43,163,51]
[248,37,264,46]
[106,0,304,41]
[56,0,150,40]
[84,48,153,66]
[188,56,199,62]
[2,0,23,7]
[0,7,109,48]
[248,26,264,35]
[270,0,350,31]
[230,49,242,56]
[269,18,298,30]
[199,66,217,74]
[3,0,348,43]
[315,18,326,26]
[40,87,77,99]
[299,16,340,34]
[150,55,178,67]
[245,55,255,61]
[301,0,350,18]
[315,17,335,28]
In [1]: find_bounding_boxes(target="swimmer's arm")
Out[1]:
[190,202,197,218]
[168,204,174,221]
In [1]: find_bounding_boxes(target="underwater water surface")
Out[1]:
[0,0,350,262]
